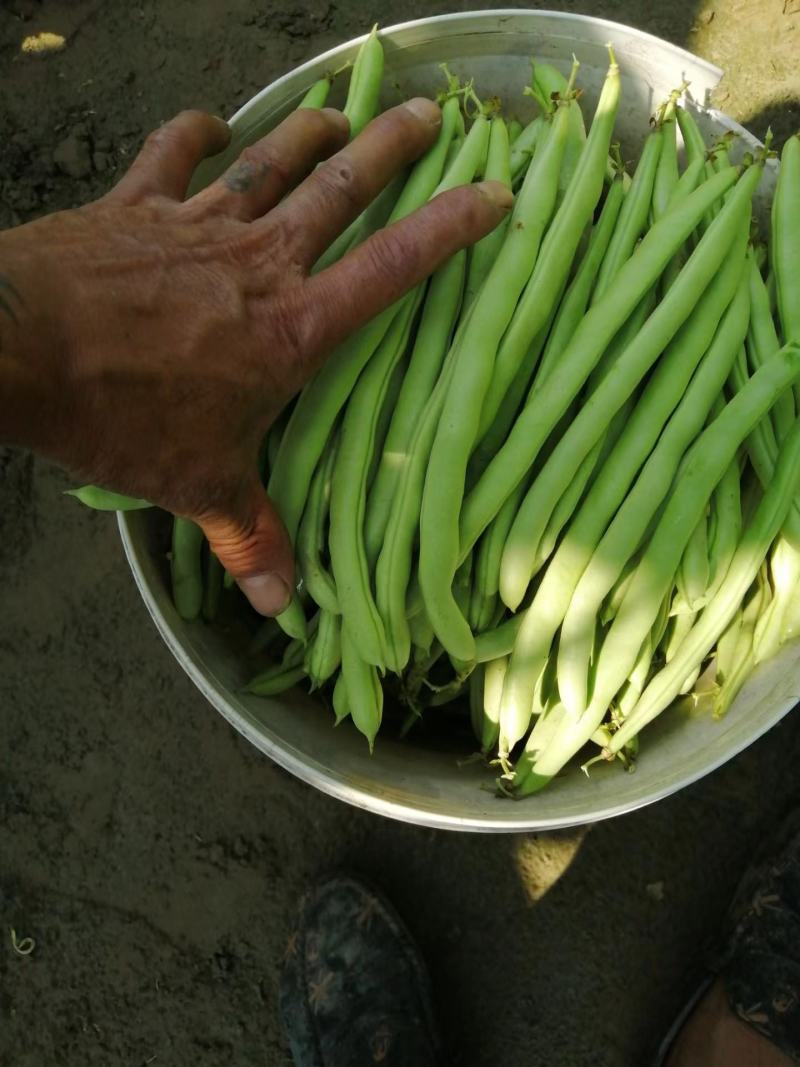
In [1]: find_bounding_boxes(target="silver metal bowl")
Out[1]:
[119,10,799,832]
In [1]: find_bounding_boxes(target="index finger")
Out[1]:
[265,97,442,268]
[270,180,514,387]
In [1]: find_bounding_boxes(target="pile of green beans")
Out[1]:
[72,30,800,796]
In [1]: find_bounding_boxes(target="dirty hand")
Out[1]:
[0,101,512,614]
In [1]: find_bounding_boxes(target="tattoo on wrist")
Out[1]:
[0,274,24,325]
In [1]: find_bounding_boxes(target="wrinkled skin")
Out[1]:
[0,101,511,613]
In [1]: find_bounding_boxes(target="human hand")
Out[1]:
[0,101,512,614]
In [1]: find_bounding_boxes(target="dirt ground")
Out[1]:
[2,1,800,1065]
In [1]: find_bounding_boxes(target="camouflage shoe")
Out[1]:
[280,876,444,1067]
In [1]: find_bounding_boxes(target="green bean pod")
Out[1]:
[245,664,307,697]
[460,166,740,562]
[305,610,342,689]
[542,342,800,783]
[331,670,350,725]
[481,655,509,753]
[772,135,800,348]
[364,249,467,565]
[676,510,710,612]
[509,115,544,182]
[246,638,306,694]
[298,75,333,110]
[676,105,707,170]
[532,394,635,575]
[731,347,800,548]
[479,53,621,439]
[407,604,435,655]
[607,414,800,752]
[202,550,225,623]
[342,26,384,139]
[417,93,576,660]
[651,104,679,221]
[714,567,770,718]
[714,605,743,690]
[66,486,151,510]
[473,615,522,663]
[374,309,467,673]
[340,622,383,751]
[171,518,204,621]
[753,536,800,665]
[705,454,742,602]
[466,666,484,744]
[557,265,751,715]
[533,62,587,199]
[508,118,523,145]
[463,117,512,309]
[532,177,625,391]
[592,128,662,303]
[297,437,340,615]
[499,171,757,611]
[329,291,422,669]
[746,252,795,442]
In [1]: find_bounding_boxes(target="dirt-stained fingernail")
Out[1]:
[320,107,351,135]
[238,572,292,617]
[210,114,232,144]
[403,97,442,126]
[476,180,515,212]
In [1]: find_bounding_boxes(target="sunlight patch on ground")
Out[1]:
[514,827,589,904]
[21,33,66,57]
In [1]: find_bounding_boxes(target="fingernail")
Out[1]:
[404,97,442,126]
[476,180,515,212]
[211,114,232,143]
[238,572,292,617]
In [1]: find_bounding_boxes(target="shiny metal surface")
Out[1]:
[120,11,794,831]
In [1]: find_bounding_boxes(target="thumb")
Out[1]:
[196,480,295,617]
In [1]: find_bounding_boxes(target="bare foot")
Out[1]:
[667,979,794,1067]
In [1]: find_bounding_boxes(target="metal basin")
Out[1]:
[119,10,798,831]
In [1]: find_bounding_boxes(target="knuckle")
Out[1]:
[143,121,181,156]
[310,155,365,213]
[271,292,316,359]
[364,228,416,287]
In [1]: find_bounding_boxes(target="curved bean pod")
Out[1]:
[418,93,575,660]
[364,249,467,565]
[329,290,422,669]
[342,26,384,139]
[305,609,342,689]
[67,486,152,511]
[297,437,341,615]
[463,117,512,310]
[171,518,204,621]
[340,621,383,750]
